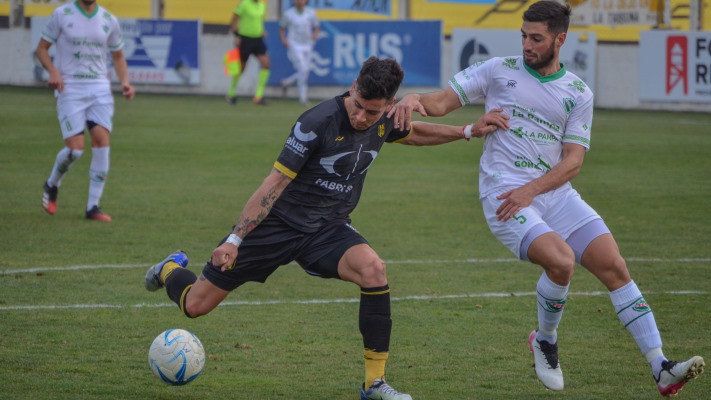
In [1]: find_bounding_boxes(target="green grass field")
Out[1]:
[1,85,709,399]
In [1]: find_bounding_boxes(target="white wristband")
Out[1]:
[225,233,242,247]
[462,124,473,141]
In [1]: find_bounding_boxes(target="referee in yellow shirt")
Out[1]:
[227,0,271,105]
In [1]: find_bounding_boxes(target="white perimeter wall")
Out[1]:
[2,28,709,112]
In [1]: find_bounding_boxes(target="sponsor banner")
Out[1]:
[281,0,391,17]
[569,0,658,26]
[31,17,200,85]
[451,29,597,91]
[639,31,711,102]
[4,0,71,5]
[265,20,441,86]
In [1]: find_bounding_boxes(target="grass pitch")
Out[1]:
[0,86,709,399]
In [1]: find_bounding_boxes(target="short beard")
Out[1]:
[524,44,556,71]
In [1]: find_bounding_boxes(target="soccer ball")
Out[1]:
[148,328,206,385]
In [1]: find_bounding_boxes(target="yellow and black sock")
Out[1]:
[164,266,197,318]
[360,285,392,389]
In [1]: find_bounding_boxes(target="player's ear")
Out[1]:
[349,80,356,96]
[385,98,395,111]
[556,32,566,48]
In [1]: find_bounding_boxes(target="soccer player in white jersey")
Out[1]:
[36,0,135,221]
[279,0,319,107]
[388,1,704,397]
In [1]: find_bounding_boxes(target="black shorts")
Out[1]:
[238,35,268,64]
[201,213,368,291]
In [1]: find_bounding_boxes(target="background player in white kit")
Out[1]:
[36,0,135,221]
[388,1,704,397]
[279,0,319,107]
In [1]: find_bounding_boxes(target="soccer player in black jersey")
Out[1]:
[145,56,509,399]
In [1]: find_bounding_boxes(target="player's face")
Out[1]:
[346,84,393,131]
[521,21,564,72]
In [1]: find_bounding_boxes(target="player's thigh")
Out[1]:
[544,187,601,241]
[56,90,89,138]
[295,219,368,281]
[481,191,547,259]
[86,94,115,136]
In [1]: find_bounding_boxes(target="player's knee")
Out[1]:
[360,257,387,286]
[70,149,84,161]
[549,250,575,283]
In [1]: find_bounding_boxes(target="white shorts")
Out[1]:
[287,43,312,73]
[56,84,114,139]
[481,185,604,261]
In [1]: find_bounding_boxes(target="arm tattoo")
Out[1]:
[234,172,290,237]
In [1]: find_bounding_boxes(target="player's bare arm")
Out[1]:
[496,143,586,221]
[402,109,509,146]
[388,88,462,130]
[111,50,135,100]
[35,38,64,92]
[212,168,292,270]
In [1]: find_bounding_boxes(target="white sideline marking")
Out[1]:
[2,257,710,275]
[0,290,706,312]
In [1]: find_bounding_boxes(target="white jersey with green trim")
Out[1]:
[41,2,123,86]
[279,6,319,47]
[449,56,593,198]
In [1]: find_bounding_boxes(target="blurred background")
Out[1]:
[1,0,710,111]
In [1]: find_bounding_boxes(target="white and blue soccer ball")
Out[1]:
[148,328,205,385]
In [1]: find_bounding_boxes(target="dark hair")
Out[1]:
[523,0,572,34]
[355,56,404,101]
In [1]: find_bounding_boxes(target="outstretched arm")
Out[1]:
[398,108,509,146]
[495,143,586,221]
[387,87,463,131]
[211,168,293,270]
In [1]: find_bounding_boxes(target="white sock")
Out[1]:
[609,280,664,357]
[536,272,569,343]
[48,147,83,187]
[87,146,109,211]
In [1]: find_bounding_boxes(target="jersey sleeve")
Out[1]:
[448,58,496,106]
[274,118,322,179]
[106,14,124,52]
[41,8,61,43]
[563,82,594,151]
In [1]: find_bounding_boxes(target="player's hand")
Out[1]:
[211,243,239,272]
[387,94,427,131]
[48,70,64,92]
[469,108,510,138]
[123,83,135,100]
[495,185,536,221]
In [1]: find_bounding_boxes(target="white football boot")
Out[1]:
[529,330,564,391]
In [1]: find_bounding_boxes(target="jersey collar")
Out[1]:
[523,61,567,83]
[74,1,99,19]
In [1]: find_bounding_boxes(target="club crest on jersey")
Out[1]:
[378,124,385,137]
[563,97,576,114]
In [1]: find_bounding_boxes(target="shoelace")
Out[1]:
[654,360,678,383]
[538,340,560,369]
[373,381,402,395]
